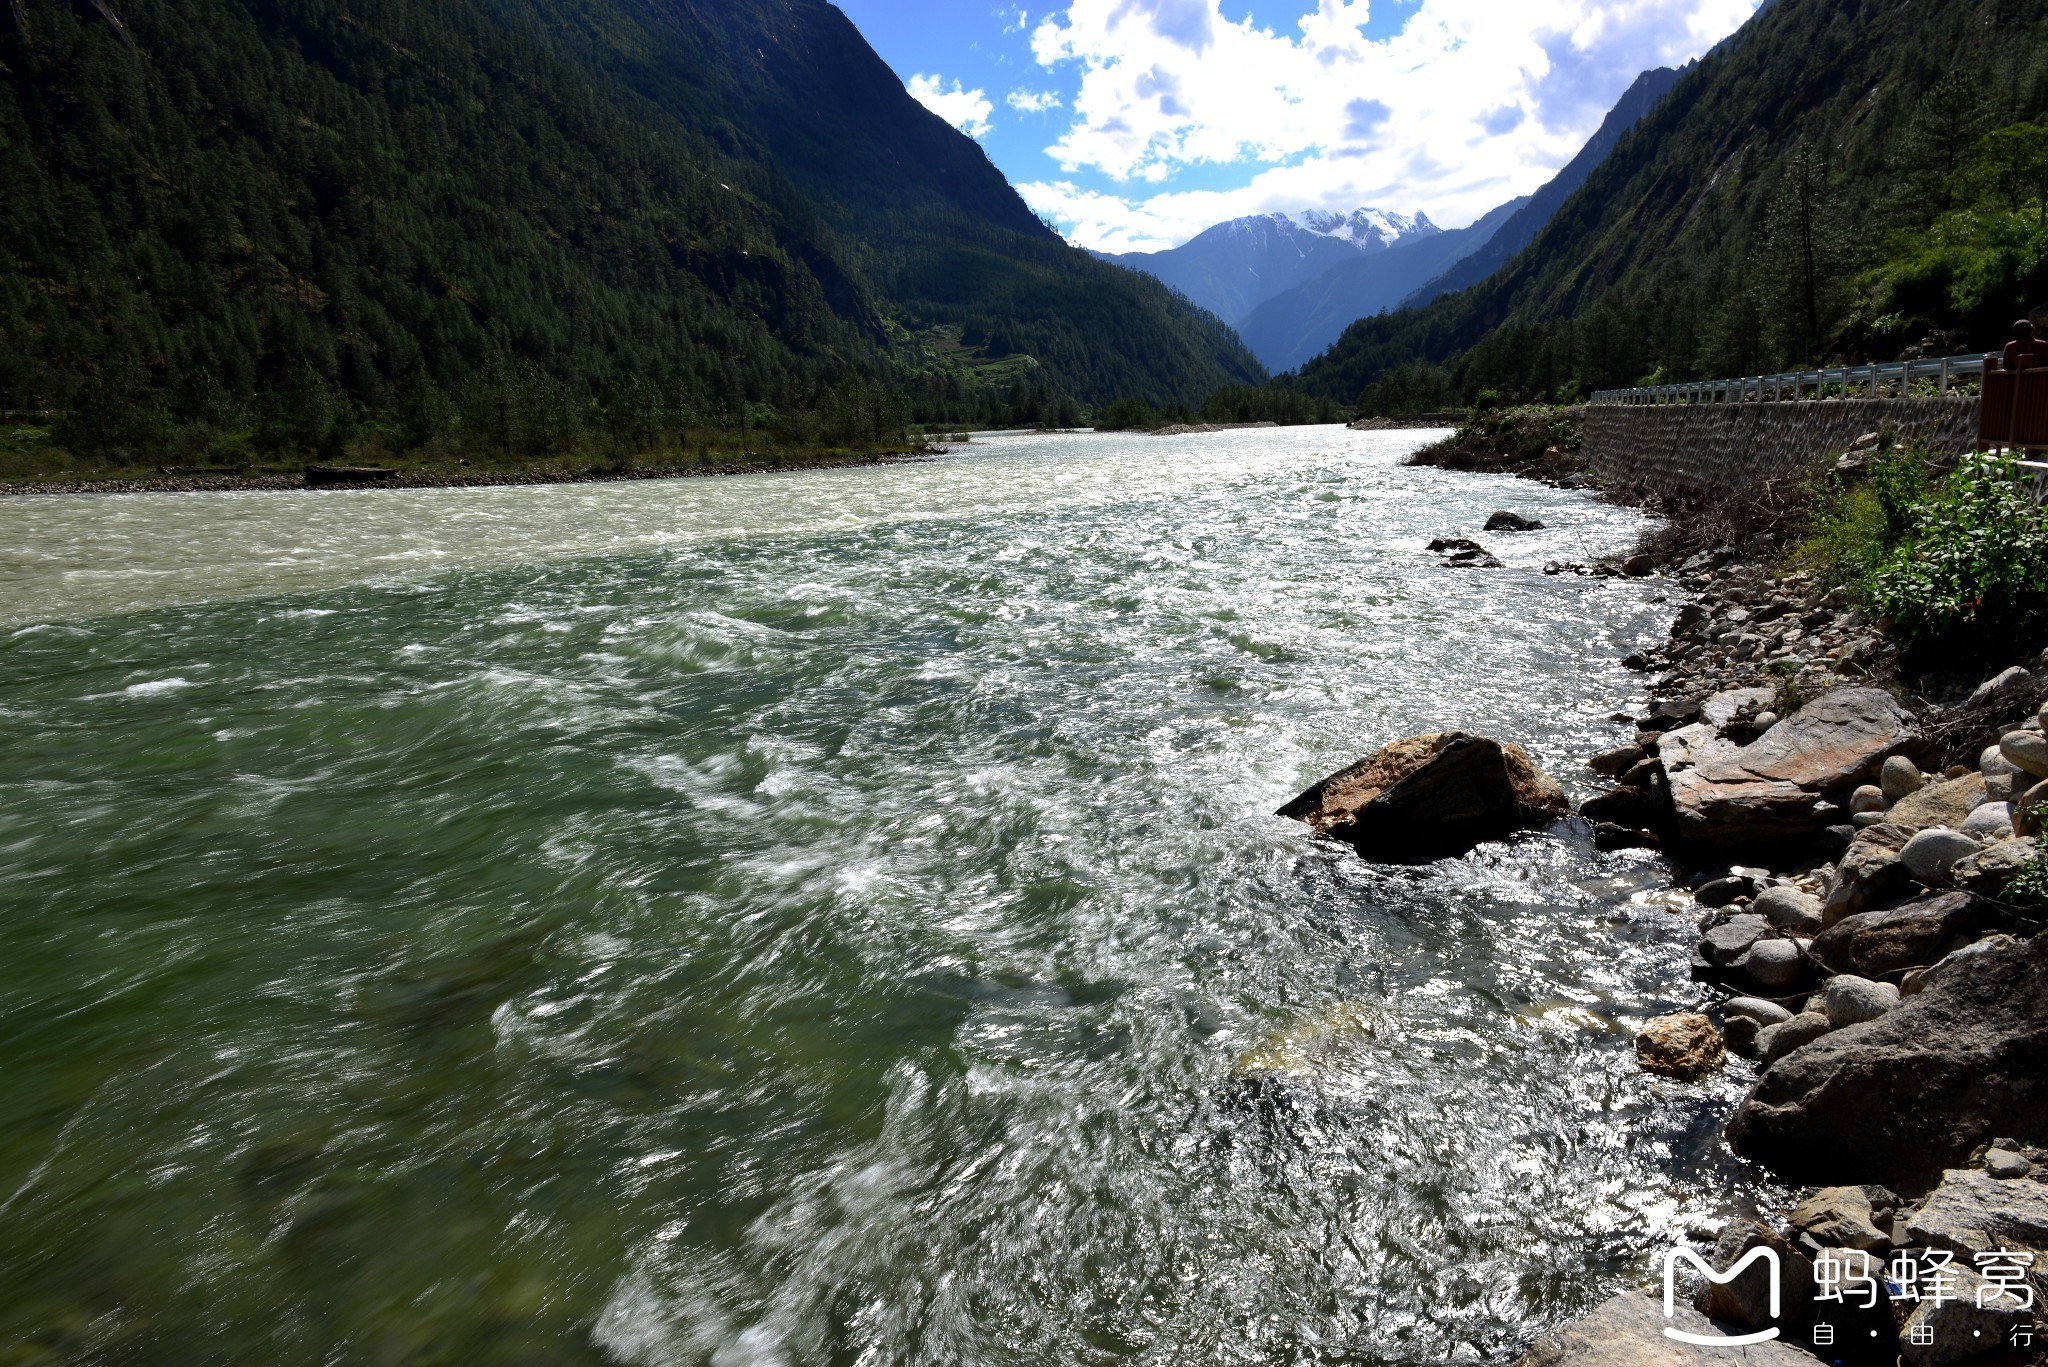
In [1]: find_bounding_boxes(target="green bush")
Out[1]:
[1094,398,1159,431]
[1792,442,1928,586]
[1866,453,2048,653]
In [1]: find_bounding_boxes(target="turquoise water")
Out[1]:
[0,430,1763,1364]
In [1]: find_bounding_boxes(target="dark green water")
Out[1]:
[0,431,1766,1365]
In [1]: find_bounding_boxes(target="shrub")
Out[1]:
[1866,453,2048,657]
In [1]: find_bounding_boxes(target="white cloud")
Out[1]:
[1008,89,1065,114]
[1024,0,1762,249]
[908,74,995,139]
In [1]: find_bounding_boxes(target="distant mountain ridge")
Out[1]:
[1096,209,1440,328]
[1236,198,1529,374]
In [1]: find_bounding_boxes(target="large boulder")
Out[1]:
[1663,689,1919,856]
[1691,1221,1895,1363]
[1279,732,1570,863]
[1728,935,2048,1193]
[1513,1291,1821,1366]
[1808,893,1994,980]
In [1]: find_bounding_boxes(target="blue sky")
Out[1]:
[831,0,1764,252]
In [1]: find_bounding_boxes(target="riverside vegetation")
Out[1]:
[1283,407,2048,1362]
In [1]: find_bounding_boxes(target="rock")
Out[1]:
[2001,730,2048,780]
[1702,687,1777,730]
[1758,1011,1832,1064]
[1985,1148,2034,1179]
[1825,975,1901,1027]
[1900,828,1982,883]
[1750,711,1779,731]
[1969,666,2034,710]
[1882,755,1928,800]
[1695,875,1757,909]
[1723,1014,1763,1057]
[1809,893,1993,980]
[1790,1186,1890,1253]
[1700,915,1772,966]
[1899,1265,2032,1367]
[1636,1014,1726,1080]
[2016,780,2048,837]
[1279,732,1571,863]
[1889,772,1989,831]
[1982,745,2022,780]
[1512,1291,1819,1366]
[1730,936,2048,1193]
[1821,824,1914,925]
[1589,744,1645,779]
[1579,784,1665,831]
[1622,554,1656,577]
[1753,886,1825,935]
[1906,1165,2048,1258]
[1735,938,1809,992]
[1849,784,1887,815]
[1484,510,1545,532]
[1725,997,1795,1027]
[1959,803,2016,842]
[1951,837,2039,898]
[1428,537,1488,554]
[1689,1222,1896,1362]
[1664,689,1920,855]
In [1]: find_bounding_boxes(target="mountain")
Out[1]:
[1235,198,1527,374]
[0,0,1260,439]
[1291,0,2048,410]
[1097,209,1439,327]
[1397,66,1685,313]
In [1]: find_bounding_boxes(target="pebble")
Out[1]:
[1825,975,1901,1027]
[1850,785,1887,816]
[1900,828,1983,882]
[1960,803,2017,842]
[1987,1149,2035,1179]
[1880,755,1925,800]
[1753,886,1825,935]
[1723,996,1794,1027]
[1738,938,1806,991]
[2000,731,2048,780]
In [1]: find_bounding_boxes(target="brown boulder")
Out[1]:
[1635,1014,1725,1080]
[1280,732,1570,863]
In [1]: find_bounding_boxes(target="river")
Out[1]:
[0,428,1771,1364]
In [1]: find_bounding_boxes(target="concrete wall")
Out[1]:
[1581,397,1981,497]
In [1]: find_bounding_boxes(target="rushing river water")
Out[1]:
[0,429,1774,1365]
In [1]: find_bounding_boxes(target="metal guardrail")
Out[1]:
[1591,353,1992,406]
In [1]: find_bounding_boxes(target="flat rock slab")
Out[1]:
[1663,689,1918,855]
[1514,1292,1821,1366]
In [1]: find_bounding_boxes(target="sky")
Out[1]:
[831,0,1764,253]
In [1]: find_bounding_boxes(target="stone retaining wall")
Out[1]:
[1581,397,1981,496]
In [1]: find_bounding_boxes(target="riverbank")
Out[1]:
[0,447,932,497]
[1405,411,2048,1363]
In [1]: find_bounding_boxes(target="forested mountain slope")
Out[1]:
[0,0,1259,447]
[1291,0,2048,411]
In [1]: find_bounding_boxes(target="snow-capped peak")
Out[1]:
[1281,208,1438,250]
